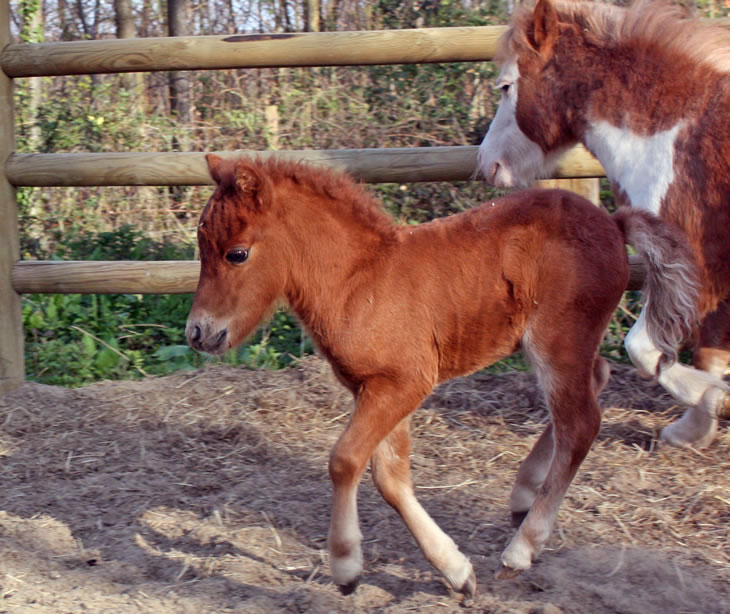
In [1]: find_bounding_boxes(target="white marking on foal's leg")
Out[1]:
[328,487,363,590]
[398,492,475,593]
[500,510,554,572]
[625,308,728,447]
[372,434,475,594]
[509,425,553,516]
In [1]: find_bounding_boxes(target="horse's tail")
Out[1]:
[613,207,700,373]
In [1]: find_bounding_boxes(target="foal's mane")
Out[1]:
[258,158,399,240]
[203,157,398,242]
[501,0,730,74]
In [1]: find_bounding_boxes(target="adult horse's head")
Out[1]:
[478,0,598,187]
[186,154,286,355]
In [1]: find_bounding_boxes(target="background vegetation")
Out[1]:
[12,0,726,386]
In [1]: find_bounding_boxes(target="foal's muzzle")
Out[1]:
[186,319,229,355]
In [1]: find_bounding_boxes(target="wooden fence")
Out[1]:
[0,14,621,393]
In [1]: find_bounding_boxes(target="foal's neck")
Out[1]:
[277,181,398,333]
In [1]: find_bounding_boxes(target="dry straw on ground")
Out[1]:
[1,358,728,613]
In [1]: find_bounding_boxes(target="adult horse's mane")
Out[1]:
[202,157,398,242]
[500,0,730,74]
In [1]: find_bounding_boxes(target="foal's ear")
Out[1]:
[530,0,560,53]
[233,160,271,212]
[205,153,227,185]
[234,161,260,195]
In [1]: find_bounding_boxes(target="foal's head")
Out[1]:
[186,155,287,355]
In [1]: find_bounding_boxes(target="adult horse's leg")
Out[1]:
[509,357,610,527]
[327,377,429,594]
[661,302,730,447]
[371,417,476,596]
[625,306,729,448]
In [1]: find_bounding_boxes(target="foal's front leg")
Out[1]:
[327,377,428,594]
[371,417,476,596]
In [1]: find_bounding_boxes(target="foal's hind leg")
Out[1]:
[500,359,602,576]
[371,417,476,596]
[509,356,610,526]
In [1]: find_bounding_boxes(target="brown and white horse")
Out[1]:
[478,0,730,448]
[186,154,697,594]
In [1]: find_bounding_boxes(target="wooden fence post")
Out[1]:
[0,0,24,395]
[535,178,601,206]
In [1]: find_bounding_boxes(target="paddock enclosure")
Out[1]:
[0,4,729,613]
[3,6,653,393]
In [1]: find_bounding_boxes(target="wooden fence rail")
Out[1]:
[9,258,648,296]
[1,26,506,77]
[5,19,727,78]
[6,145,604,186]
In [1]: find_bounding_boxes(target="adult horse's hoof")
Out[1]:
[495,564,522,580]
[337,578,360,595]
[659,400,719,449]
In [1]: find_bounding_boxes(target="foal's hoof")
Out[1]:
[337,578,360,595]
[495,564,522,580]
[458,569,478,598]
[510,510,529,528]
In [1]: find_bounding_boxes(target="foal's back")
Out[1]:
[381,188,629,382]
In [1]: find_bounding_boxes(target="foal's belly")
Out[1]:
[434,311,524,382]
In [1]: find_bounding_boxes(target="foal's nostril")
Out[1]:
[212,328,228,349]
[191,324,202,343]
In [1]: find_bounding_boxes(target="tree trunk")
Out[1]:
[305,0,319,32]
[167,0,193,151]
[20,0,44,151]
[114,0,144,108]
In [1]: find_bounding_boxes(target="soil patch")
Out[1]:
[1,359,728,613]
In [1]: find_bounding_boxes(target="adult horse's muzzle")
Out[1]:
[186,317,229,355]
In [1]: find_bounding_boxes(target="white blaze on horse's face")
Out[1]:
[478,61,552,188]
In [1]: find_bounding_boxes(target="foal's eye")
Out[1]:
[225,248,249,264]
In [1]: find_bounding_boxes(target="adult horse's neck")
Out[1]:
[555,29,704,214]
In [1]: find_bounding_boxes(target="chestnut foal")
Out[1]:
[186,155,697,596]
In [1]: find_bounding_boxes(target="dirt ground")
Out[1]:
[1,357,728,614]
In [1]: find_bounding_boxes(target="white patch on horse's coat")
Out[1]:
[510,483,541,514]
[329,549,363,586]
[478,61,553,188]
[522,327,555,403]
[625,307,728,448]
[584,119,685,214]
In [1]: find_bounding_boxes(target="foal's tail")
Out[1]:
[613,208,700,372]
